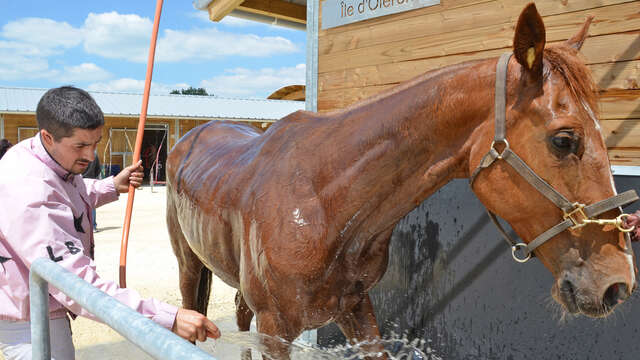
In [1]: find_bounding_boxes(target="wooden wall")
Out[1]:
[2,114,38,144]
[317,0,640,166]
[1,113,271,171]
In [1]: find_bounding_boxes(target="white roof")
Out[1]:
[0,87,304,121]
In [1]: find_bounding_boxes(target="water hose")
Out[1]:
[119,0,164,288]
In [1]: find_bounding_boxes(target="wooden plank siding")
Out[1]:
[2,114,38,145]
[1,114,267,171]
[317,0,640,166]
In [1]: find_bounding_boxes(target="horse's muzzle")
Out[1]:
[555,275,633,317]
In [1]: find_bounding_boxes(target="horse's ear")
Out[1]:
[565,15,594,51]
[513,3,545,79]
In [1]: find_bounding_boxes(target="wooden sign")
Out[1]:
[321,0,440,29]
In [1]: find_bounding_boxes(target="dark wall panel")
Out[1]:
[319,176,640,359]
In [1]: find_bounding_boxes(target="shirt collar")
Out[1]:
[33,134,75,182]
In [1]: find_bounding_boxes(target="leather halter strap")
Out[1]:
[470,53,638,262]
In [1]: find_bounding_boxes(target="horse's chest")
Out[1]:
[339,235,391,286]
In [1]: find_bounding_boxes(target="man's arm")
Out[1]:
[113,160,144,193]
[5,194,176,326]
[84,160,144,208]
[2,180,219,340]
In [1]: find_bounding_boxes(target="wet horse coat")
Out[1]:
[166,4,636,347]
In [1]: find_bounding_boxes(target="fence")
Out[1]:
[29,257,216,360]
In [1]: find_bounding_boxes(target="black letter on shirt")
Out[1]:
[46,246,63,262]
[64,241,81,255]
[73,213,85,234]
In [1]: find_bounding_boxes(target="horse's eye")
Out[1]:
[550,131,579,156]
[552,134,572,149]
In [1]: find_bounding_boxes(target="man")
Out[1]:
[0,87,219,359]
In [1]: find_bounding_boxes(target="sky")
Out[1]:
[0,0,307,98]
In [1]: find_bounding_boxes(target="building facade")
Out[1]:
[0,87,304,180]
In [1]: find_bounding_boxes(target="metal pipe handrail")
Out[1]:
[29,257,216,360]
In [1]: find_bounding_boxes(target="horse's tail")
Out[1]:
[196,266,213,316]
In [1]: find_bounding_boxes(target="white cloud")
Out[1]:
[0,18,83,81]
[0,12,301,84]
[1,17,82,49]
[0,18,82,81]
[80,11,297,63]
[188,11,212,23]
[0,53,55,81]
[87,78,189,94]
[157,28,297,62]
[200,64,305,98]
[83,12,152,62]
[0,39,58,58]
[57,63,112,83]
[0,58,112,83]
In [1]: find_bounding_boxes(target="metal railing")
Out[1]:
[29,257,216,360]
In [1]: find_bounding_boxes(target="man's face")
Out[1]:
[41,126,103,175]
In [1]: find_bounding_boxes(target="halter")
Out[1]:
[470,53,638,263]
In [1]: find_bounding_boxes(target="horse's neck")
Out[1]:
[318,59,496,239]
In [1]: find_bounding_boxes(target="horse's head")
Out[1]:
[470,3,637,318]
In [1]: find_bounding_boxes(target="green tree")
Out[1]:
[170,87,211,96]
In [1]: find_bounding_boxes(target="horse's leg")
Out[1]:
[236,291,255,360]
[335,294,386,359]
[256,311,301,360]
[196,267,213,316]
[167,192,212,315]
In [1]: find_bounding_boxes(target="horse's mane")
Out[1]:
[543,45,599,119]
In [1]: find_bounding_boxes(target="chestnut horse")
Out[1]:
[166,3,637,350]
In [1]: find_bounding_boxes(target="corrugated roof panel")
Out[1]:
[0,87,304,121]
[0,88,41,112]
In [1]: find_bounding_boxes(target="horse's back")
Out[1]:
[166,121,262,194]
[166,121,264,286]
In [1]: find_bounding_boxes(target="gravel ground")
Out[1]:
[69,185,238,359]
[0,184,318,360]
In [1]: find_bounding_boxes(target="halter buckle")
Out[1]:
[512,243,531,263]
[564,203,588,230]
[580,214,635,233]
[490,139,510,159]
[617,214,635,233]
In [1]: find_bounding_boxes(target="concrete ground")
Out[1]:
[70,185,238,359]
[0,185,317,360]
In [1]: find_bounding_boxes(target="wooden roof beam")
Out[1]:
[207,0,246,22]
[237,0,306,24]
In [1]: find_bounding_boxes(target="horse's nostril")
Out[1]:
[603,282,628,309]
[559,279,579,312]
[561,279,576,296]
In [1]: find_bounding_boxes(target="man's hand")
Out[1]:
[624,210,640,242]
[172,308,221,342]
[113,160,144,193]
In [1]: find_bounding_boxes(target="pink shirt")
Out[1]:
[0,135,177,329]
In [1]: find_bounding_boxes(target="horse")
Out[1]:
[166,3,637,354]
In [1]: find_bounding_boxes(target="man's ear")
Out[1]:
[513,3,546,81]
[40,129,54,146]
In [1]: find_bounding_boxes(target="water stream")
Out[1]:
[199,331,442,359]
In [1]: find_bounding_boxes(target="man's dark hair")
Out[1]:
[36,86,104,141]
